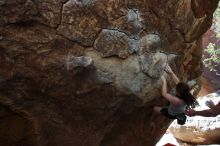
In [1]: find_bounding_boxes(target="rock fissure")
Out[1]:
[55,3,64,29]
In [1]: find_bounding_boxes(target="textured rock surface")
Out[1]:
[157,91,220,145]
[0,0,219,146]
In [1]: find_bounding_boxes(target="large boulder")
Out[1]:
[157,91,220,146]
[0,0,219,146]
[169,91,220,145]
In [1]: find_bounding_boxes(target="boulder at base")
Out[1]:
[157,91,220,145]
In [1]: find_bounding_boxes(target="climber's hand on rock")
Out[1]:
[165,65,173,74]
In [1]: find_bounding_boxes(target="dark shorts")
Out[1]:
[160,107,176,119]
[160,107,187,125]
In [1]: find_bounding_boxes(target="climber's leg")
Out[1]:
[154,106,162,113]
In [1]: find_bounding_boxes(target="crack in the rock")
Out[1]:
[99,27,143,42]
[61,0,70,4]
[55,2,64,29]
[57,33,94,48]
[57,0,72,28]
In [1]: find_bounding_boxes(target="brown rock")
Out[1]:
[191,0,219,18]
[34,0,63,28]
[0,0,38,26]
[57,0,101,46]
[0,105,39,146]
[0,0,219,146]
[94,29,130,58]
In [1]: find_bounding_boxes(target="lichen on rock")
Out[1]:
[73,0,96,7]
[94,29,130,58]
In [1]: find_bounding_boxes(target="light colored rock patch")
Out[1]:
[94,30,162,59]
[94,29,130,58]
[128,34,162,54]
[73,0,96,6]
[85,49,160,102]
[65,55,93,70]
[96,70,113,84]
[156,132,220,146]
[138,34,161,53]
[139,51,168,78]
[127,8,143,31]
[128,38,140,53]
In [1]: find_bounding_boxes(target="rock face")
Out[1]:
[0,0,219,146]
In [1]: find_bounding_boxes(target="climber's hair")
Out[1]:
[176,82,197,108]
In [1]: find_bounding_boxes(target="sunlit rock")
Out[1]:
[169,92,220,144]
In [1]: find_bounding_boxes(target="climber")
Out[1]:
[154,65,197,125]
[186,100,220,117]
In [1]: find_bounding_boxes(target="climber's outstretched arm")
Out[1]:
[186,102,220,117]
[161,75,181,106]
[165,65,180,85]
